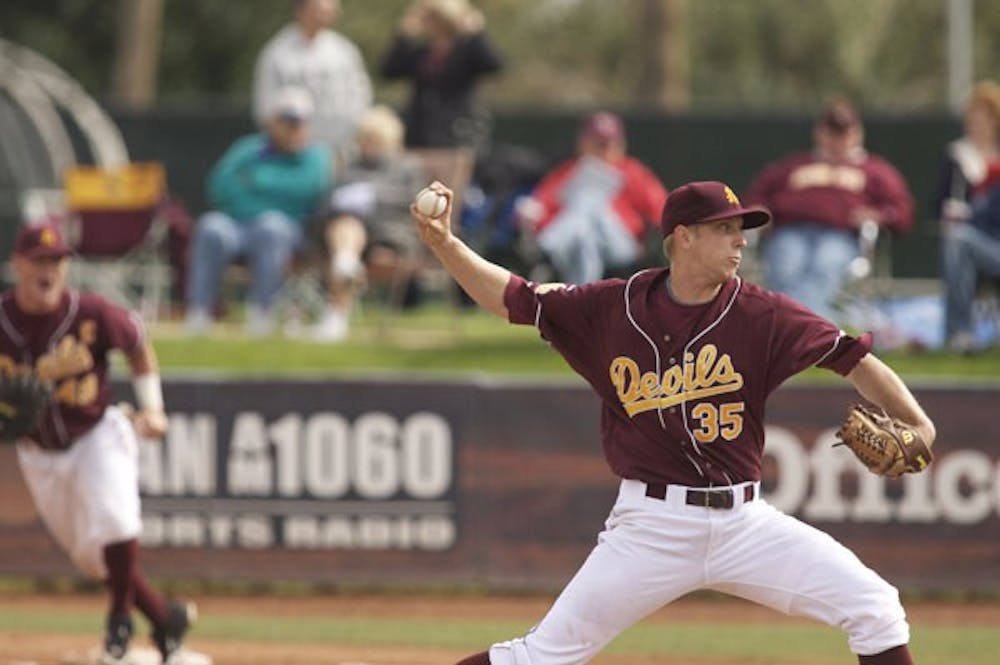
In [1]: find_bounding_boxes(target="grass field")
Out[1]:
[0,593,997,664]
[147,304,1000,380]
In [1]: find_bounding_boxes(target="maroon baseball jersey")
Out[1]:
[504,269,871,486]
[0,290,143,449]
[744,151,914,234]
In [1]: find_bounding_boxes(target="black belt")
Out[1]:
[644,482,757,509]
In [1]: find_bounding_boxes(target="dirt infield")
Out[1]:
[1,594,998,665]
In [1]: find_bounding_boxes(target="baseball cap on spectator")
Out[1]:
[660,181,771,238]
[579,111,625,146]
[13,223,72,259]
[818,98,860,134]
[266,86,315,122]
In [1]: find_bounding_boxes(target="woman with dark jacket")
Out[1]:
[381,0,503,153]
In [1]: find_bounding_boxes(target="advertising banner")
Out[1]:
[0,378,996,591]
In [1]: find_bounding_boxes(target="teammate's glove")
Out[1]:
[0,372,52,443]
[834,403,933,478]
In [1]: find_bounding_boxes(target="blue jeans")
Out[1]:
[537,204,639,285]
[942,222,1000,340]
[186,210,304,312]
[762,223,859,322]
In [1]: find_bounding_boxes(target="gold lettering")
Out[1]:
[609,357,641,404]
[639,371,660,400]
[662,365,683,395]
[79,320,97,345]
[77,373,98,406]
[695,346,717,388]
[36,335,94,381]
[612,344,745,418]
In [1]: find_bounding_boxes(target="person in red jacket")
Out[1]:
[745,98,914,322]
[517,111,668,284]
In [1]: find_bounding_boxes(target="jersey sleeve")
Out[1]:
[504,275,601,349]
[98,298,144,353]
[765,292,872,392]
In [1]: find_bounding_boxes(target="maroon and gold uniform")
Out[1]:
[505,271,870,486]
[7,223,196,663]
[0,290,143,449]
[443,181,924,665]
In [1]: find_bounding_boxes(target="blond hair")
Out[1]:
[357,104,405,153]
[967,80,1000,125]
[422,0,473,31]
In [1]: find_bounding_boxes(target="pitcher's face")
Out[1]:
[687,216,747,282]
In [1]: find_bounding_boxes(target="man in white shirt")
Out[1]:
[253,0,373,159]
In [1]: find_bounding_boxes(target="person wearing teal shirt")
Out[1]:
[185,87,331,335]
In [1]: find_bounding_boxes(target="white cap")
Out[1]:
[266,86,315,121]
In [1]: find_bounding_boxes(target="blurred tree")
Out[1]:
[635,0,690,111]
[2,0,1000,112]
[111,0,164,109]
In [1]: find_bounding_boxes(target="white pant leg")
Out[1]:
[706,500,908,656]
[490,480,708,665]
[17,436,83,564]
[17,407,141,579]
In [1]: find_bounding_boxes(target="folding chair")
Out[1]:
[62,162,172,320]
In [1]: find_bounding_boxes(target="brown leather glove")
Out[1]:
[0,372,52,443]
[834,404,933,478]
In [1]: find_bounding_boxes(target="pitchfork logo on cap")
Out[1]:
[40,228,56,246]
[724,186,740,206]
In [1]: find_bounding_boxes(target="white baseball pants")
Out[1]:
[17,406,141,579]
[489,479,908,665]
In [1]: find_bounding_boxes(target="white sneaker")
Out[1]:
[312,306,349,342]
[948,332,979,354]
[184,309,212,336]
[246,306,276,337]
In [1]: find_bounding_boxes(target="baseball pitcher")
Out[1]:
[0,224,196,665]
[412,180,935,665]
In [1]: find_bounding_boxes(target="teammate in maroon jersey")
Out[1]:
[411,181,935,665]
[3,224,196,664]
[745,98,914,323]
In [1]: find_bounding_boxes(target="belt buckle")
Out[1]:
[704,488,735,509]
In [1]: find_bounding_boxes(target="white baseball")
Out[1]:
[415,187,448,218]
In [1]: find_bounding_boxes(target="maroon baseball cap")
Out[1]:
[13,223,72,259]
[660,181,771,237]
[579,111,625,145]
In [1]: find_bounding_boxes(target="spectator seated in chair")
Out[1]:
[516,111,667,285]
[313,105,426,341]
[935,79,1000,352]
[745,97,914,323]
[184,86,331,336]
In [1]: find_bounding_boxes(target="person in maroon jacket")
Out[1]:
[3,224,197,664]
[745,98,914,322]
[517,111,668,285]
[412,180,935,665]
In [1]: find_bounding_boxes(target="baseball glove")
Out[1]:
[0,372,52,443]
[834,403,933,478]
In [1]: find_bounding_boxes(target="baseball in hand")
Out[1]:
[415,187,448,218]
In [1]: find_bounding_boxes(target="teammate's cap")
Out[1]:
[13,223,72,259]
[659,181,771,237]
[578,111,625,145]
[266,86,315,122]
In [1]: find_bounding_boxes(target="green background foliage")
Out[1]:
[4,0,1000,111]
